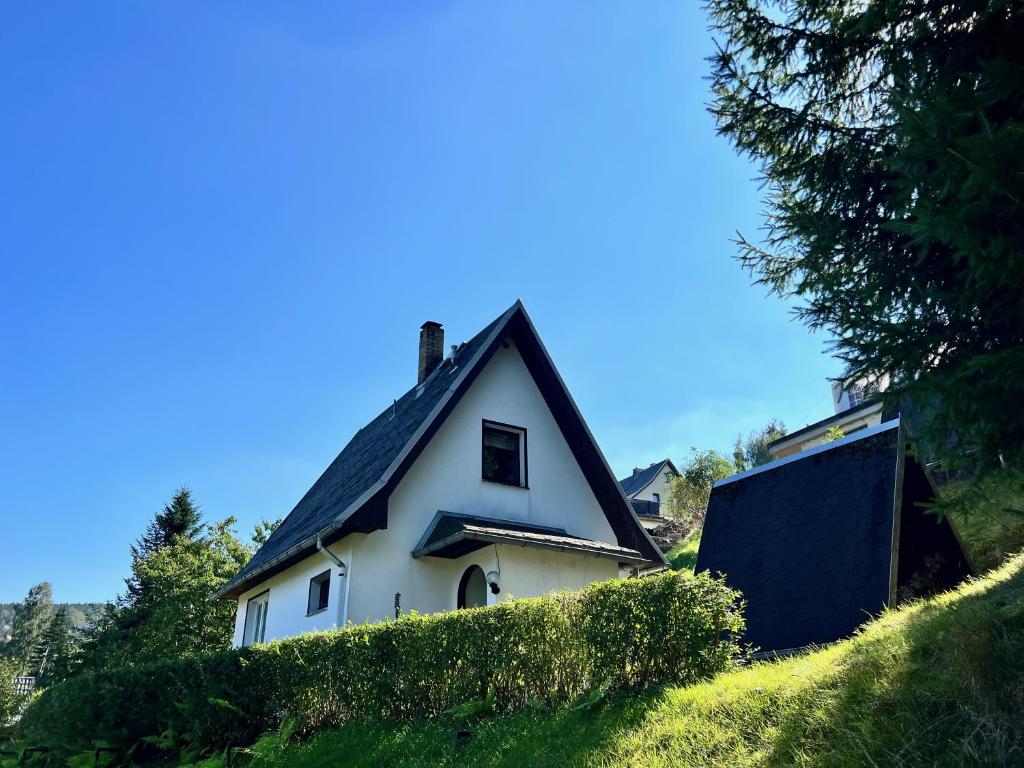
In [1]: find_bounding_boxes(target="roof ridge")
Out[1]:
[715,418,901,488]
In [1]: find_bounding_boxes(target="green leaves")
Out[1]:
[15,572,744,763]
[708,0,1024,476]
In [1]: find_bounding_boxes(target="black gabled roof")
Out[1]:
[618,459,677,498]
[696,419,971,652]
[217,301,665,599]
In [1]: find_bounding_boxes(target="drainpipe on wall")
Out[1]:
[316,536,347,574]
[317,537,349,628]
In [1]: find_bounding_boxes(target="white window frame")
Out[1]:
[307,569,331,616]
[242,590,269,647]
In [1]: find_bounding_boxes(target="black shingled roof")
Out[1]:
[618,459,676,498]
[216,301,665,598]
[696,420,972,652]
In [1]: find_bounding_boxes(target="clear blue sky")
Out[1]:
[0,2,839,603]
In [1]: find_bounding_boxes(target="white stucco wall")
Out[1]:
[232,540,356,647]
[232,338,623,645]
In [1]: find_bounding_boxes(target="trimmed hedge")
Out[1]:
[17,571,743,759]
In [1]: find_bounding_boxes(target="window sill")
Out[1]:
[306,608,328,617]
[482,477,529,490]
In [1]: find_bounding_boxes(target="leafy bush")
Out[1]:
[0,658,22,729]
[15,571,742,761]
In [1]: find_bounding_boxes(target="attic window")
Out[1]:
[307,569,331,615]
[482,421,527,487]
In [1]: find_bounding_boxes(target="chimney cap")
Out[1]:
[421,320,443,330]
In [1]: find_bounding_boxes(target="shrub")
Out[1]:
[0,659,22,729]
[15,570,743,760]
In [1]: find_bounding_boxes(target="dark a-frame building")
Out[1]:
[696,419,972,653]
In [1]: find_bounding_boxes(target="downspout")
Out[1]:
[317,537,349,628]
[316,536,347,575]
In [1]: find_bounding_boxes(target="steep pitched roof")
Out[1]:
[217,301,665,599]
[618,459,677,498]
[696,420,971,652]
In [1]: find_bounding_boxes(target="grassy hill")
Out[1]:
[251,550,1024,768]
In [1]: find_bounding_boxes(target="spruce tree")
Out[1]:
[707,0,1024,475]
[4,583,53,674]
[34,607,78,683]
[134,486,202,558]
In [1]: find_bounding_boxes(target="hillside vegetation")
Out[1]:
[252,551,1024,768]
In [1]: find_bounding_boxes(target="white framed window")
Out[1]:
[847,384,865,407]
[481,420,527,487]
[242,591,269,647]
[307,569,331,615]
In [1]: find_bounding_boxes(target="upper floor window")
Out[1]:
[847,384,865,407]
[482,420,527,487]
[307,569,330,615]
[652,493,660,504]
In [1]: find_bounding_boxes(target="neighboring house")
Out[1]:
[768,376,889,460]
[215,301,665,647]
[618,459,679,530]
[697,419,972,652]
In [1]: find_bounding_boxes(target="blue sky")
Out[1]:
[0,2,839,602]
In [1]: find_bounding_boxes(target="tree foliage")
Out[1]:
[18,571,744,761]
[733,418,787,471]
[664,448,736,532]
[78,490,253,674]
[2,583,53,675]
[35,607,79,685]
[707,0,1024,474]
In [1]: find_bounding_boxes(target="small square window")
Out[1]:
[482,421,526,487]
[652,493,660,504]
[307,570,331,615]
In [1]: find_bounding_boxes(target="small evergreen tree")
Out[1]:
[133,487,202,559]
[3,583,53,674]
[35,607,79,684]
[78,490,253,673]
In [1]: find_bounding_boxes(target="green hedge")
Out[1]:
[16,571,743,759]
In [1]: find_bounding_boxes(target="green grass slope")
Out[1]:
[257,552,1024,768]
[664,529,701,572]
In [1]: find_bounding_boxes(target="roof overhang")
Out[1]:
[412,512,648,566]
[768,400,883,455]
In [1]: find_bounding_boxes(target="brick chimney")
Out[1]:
[418,321,444,384]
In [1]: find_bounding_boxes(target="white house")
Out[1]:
[768,376,890,460]
[618,459,678,530]
[215,301,666,647]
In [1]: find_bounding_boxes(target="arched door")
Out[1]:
[457,565,488,609]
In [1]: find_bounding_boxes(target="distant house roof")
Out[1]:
[767,398,881,451]
[412,511,647,565]
[697,419,972,652]
[216,301,665,599]
[618,459,678,499]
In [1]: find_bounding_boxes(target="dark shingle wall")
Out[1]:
[697,427,900,651]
